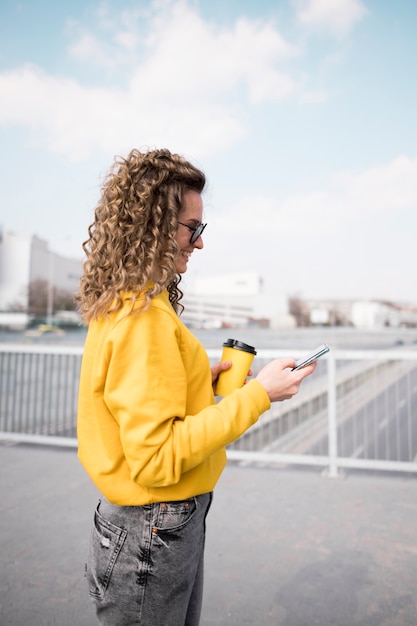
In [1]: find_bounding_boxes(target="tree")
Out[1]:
[288,295,310,327]
[28,279,48,317]
[28,279,77,317]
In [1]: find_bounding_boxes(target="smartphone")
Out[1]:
[292,344,330,370]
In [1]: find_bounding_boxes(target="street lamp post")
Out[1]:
[46,250,54,326]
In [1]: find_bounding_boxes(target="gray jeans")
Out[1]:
[85,492,213,626]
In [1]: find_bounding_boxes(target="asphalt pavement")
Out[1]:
[1,441,417,626]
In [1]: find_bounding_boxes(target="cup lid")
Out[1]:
[222,338,256,355]
[234,340,256,355]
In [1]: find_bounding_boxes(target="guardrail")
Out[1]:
[1,344,417,476]
[0,344,82,447]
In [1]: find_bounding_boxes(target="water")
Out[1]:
[192,326,417,351]
[1,325,417,351]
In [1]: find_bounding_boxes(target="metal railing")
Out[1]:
[222,348,417,476]
[0,344,82,448]
[1,344,417,476]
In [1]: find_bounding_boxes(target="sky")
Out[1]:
[1,0,416,316]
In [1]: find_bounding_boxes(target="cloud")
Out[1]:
[0,0,300,161]
[68,32,117,70]
[192,154,417,303]
[293,0,369,37]
[128,5,299,105]
[212,155,417,238]
[66,4,143,70]
[330,156,417,218]
[300,90,328,103]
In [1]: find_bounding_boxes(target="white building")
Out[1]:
[182,271,262,328]
[352,300,417,328]
[181,294,253,328]
[0,231,82,313]
[304,297,417,329]
[193,272,262,297]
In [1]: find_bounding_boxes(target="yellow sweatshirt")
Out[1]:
[77,290,270,505]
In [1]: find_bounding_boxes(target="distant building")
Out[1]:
[0,231,82,313]
[181,294,253,328]
[193,272,262,297]
[181,271,299,328]
[303,297,417,329]
[301,298,353,326]
[351,300,409,329]
[182,271,263,328]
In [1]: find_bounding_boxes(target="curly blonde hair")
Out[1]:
[77,148,206,323]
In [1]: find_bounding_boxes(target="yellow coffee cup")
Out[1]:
[216,339,257,396]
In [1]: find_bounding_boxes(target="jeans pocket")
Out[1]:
[154,497,198,533]
[86,503,128,600]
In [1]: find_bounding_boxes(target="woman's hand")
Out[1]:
[211,360,232,392]
[211,360,254,393]
[255,358,316,403]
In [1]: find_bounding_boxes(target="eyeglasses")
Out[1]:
[177,221,207,244]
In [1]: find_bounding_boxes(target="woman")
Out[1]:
[77,148,315,625]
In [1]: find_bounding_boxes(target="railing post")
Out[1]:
[327,351,338,477]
